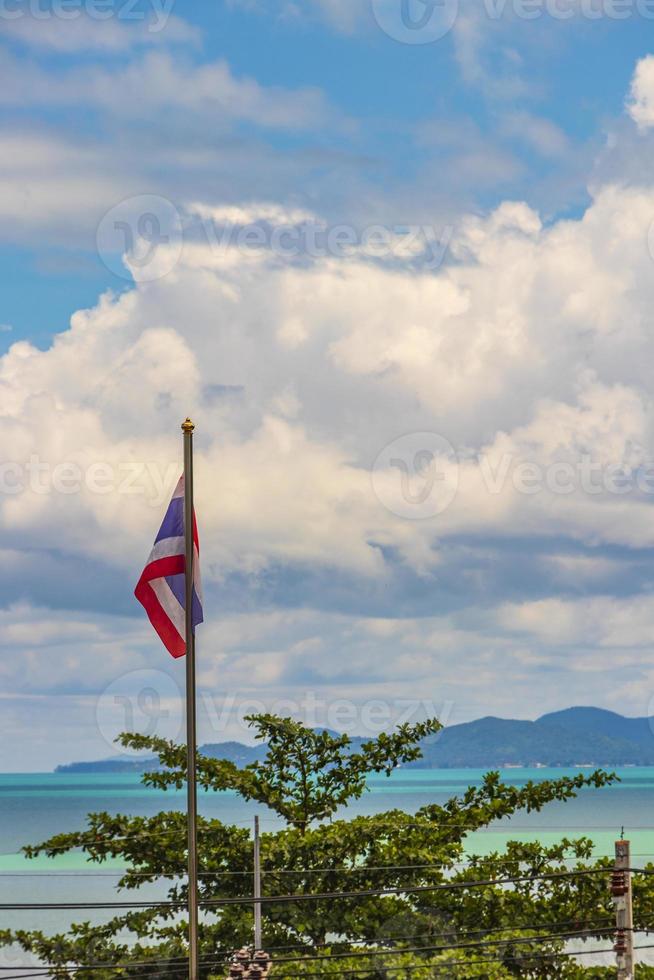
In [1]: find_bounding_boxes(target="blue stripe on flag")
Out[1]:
[166,571,185,607]
[165,572,204,629]
[192,588,204,628]
[155,496,184,543]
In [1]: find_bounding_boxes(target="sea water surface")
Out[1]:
[2,767,654,966]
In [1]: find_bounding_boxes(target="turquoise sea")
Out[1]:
[2,767,654,967]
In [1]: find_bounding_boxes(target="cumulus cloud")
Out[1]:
[8,57,654,757]
[4,177,654,616]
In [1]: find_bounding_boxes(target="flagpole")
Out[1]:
[182,418,199,980]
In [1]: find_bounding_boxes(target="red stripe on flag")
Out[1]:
[134,578,186,659]
[136,555,186,583]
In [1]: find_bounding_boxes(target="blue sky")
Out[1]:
[5,0,654,769]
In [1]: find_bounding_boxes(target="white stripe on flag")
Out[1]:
[147,536,185,563]
[150,576,186,641]
[193,544,203,604]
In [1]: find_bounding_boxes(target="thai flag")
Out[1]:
[135,476,203,658]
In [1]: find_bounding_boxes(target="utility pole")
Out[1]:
[254,816,262,950]
[612,838,634,979]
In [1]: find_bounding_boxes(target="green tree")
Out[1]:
[0,715,639,978]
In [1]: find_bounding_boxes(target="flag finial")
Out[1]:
[182,418,195,433]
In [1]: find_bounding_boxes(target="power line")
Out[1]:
[255,916,616,952]
[206,866,616,907]
[0,924,618,979]
[0,916,616,973]
[213,944,654,980]
[0,866,616,911]
[5,939,651,980]
[250,927,617,966]
[0,856,629,878]
[315,925,622,962]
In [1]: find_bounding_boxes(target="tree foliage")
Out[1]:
[1,715,645,978]
[121,715,443,834]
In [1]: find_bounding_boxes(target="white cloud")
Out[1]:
[190,202,320,227]
[228,0,370,32]
[415,118,524,189]
[499,594,654,651]
[451,8,534,102]
[7,593,654,770]
[0,50,343,131]
[0,47,348,243]
[628,54,654,130]
[0,13,200,52]
[0,604,152,695]
[8,58,654,750]
[302,0,369,31]
[501,111,570,158]
[5,181,654,585]
[0,131,138,236]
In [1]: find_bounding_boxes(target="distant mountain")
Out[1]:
[55,707,654,772]
[56,757,152,774]
[538,707,654,747]
[412,710,654,768]
[56,741,267,774]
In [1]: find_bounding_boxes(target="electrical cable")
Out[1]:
[0,916,616,972]
[0,865,616,911]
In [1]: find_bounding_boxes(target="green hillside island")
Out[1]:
[56,707,654,771]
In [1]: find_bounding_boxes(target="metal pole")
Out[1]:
[613,839,634,980]
[183,418,199,980]
[254,815,262,950]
